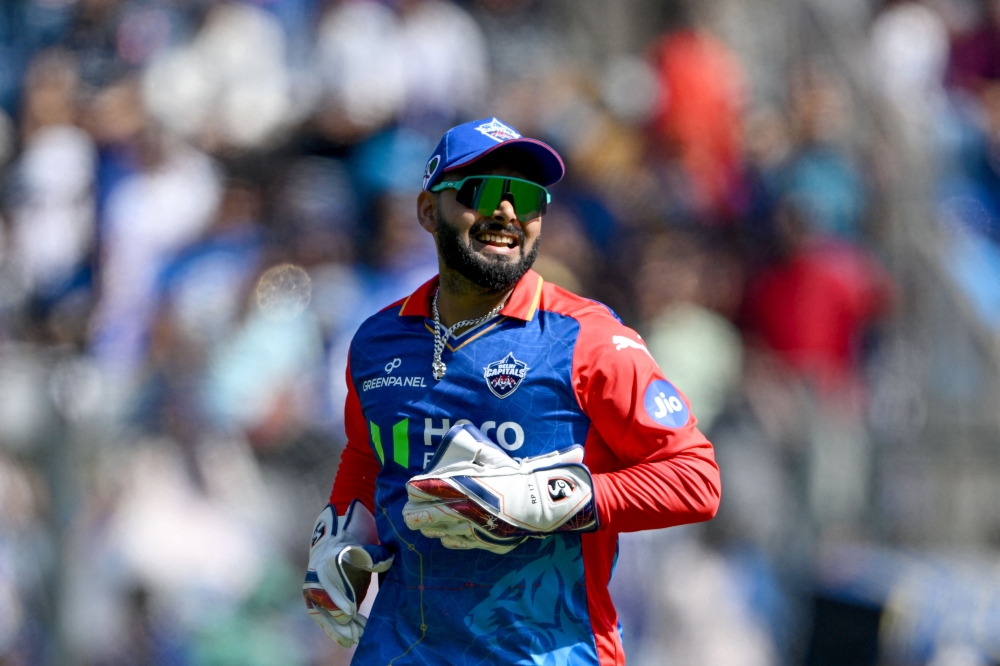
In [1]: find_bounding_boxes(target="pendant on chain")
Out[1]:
[430,288,508,382]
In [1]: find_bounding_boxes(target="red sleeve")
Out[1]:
[572,308,721,533]
[329,356,380,515]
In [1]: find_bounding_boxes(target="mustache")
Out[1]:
[469,220,526,244]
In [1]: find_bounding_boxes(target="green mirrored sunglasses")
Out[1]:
[430,175,551,222]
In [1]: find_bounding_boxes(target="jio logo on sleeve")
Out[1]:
[643,380,690,428]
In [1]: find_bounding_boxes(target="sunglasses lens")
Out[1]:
[454,177,547,221]
[507,179,547,221]
[455,178,485,211]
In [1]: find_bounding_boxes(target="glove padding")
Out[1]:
[402,423,598,554]
[302,500,394,647]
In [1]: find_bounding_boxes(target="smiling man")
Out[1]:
[303,118,722,665]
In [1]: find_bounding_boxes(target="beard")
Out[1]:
[436,214,539,292]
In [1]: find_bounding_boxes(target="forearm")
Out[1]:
[330,355,380,514]
[329,437,380,514]
[591,445,721,533]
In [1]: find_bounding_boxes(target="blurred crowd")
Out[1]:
[0,0,999,664]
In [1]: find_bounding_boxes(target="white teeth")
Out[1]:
[477,233,516,246]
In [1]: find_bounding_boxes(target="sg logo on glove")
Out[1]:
[311,520,326,546]
[402,423,597,554]
[547,478,576,502]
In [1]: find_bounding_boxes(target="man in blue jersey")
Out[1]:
[303,117,721,665]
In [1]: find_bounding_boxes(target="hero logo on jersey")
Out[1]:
[483,352,529,399]
[476,118,521,143]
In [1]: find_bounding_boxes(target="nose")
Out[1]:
[491,198,520,226]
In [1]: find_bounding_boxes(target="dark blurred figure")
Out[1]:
[946,0,1000,92]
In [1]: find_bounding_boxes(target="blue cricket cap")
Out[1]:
[421,117,565,191]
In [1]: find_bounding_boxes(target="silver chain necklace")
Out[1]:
[430,288,508,380]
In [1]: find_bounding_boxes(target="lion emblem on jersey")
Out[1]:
[483,352,529,399]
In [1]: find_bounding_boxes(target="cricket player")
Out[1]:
[303,117,721,665]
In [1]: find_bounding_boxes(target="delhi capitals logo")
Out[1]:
[483,352,529,399]
[476,118,521,143]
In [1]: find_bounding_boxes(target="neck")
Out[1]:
[436,264,514,329]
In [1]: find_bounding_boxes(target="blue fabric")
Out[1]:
[422,117,565,190]
[349,306,600,665]
[779,147,866,240]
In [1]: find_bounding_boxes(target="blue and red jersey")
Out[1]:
[331,269,721,665]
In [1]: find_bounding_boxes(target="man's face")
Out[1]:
[431,167,542,291]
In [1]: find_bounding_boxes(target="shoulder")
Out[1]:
[537,282,628,333]
[537,283,653,375]
[350,297,412,346]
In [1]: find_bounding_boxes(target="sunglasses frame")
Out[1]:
[429,175,551,222]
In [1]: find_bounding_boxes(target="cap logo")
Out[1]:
[423,154,441,189]
[476,118,521,143]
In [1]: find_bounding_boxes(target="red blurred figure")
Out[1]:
[746,200,893,392]
[648,29,746,218]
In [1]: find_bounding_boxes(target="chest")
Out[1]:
[350,315,590,473]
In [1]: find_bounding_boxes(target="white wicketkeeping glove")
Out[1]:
[302,500,394,647]
[402,423,598,554]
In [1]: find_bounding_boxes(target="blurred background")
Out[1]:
[0,0,998,664]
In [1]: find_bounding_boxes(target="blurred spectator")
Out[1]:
[870,0,949,125]
[0,453,44,664]
[776,64,867,240]
[204,281,326,449]
[0,1,995,664]
[6,50,96,302]
[156,176,267,348]
[532,207,600,296]
[744,197,892,392]
[648,27,747,219]
[644,539,779,666]
[636,230,744,432]
[143,2,295,150]
[945,0,1000,92]
[313,0,487,140]
[91,127,221,377]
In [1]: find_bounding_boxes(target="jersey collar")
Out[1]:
[398,269,544,322]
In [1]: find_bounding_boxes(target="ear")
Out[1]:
[417,191,438,234]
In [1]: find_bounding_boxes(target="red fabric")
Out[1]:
[746,239,891,388]
[330,278,721,666]
[540,282,721,666]
[398,269,544,320]
[330,356,380,515]
[537,282,721,530]
[582,530,625,666]
[650,29,746,216]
